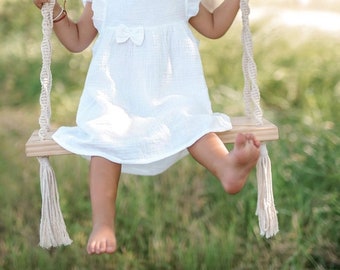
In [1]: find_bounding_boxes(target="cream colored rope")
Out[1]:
[240,0,263,124]
[38,1,54,139]
[240,0,279,238]
[37,1,72,248]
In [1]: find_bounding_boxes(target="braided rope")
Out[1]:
[240,0,263,125]
[38,1,55,139]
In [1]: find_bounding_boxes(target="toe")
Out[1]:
[106,240,116,253]
[244,133,260,148]
[87,241,96,254]
[98,240,107,254]
[235,133,247,146]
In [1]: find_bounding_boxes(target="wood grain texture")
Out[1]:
[25,117,279,157]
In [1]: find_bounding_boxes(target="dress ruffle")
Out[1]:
[186,0,201,19]
[54,0,232,176]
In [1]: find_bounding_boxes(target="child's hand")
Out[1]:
[33,0,55,9]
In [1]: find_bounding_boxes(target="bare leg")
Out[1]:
[188,133,260,194]
[87,156,121,255]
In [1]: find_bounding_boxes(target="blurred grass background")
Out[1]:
[0,0,339,269]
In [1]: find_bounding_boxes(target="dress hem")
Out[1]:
[52,124,231,175]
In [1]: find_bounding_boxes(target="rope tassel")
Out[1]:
[255,145,279,238]
[38,157,72,248]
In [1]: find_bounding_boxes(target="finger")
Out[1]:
[33,0,49,9]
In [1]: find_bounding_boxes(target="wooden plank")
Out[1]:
[25,117,279,157]
[25,130,71,157]
[217,117,279,143]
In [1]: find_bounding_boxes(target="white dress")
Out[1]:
[53,0,232,175]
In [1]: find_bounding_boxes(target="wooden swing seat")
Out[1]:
[25,116,278,157]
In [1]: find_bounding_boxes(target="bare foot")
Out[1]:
[221,133,260,194]
[87,224,117,255]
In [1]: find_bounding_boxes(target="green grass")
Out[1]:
[1,0,339,269]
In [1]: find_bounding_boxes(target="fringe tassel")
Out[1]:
[38,157,72,248]
[255,144,279,238]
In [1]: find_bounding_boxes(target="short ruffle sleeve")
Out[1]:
[82,0,106,31]
[186,0,201,19]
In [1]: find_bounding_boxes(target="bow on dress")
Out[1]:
[115,24,145,46]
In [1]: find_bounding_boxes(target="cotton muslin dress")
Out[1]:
[52,0,232,175]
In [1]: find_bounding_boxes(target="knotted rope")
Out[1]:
[240,0,279,238]
[37,1,72,248]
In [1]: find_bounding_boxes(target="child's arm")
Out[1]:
[34,0,97,52]
[189,0,240,39]
[53,2,97,52]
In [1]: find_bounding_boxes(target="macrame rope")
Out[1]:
[38,2,53,140]
[38,1,72,248]
[240,0,279,238]
[240,0,262,124]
